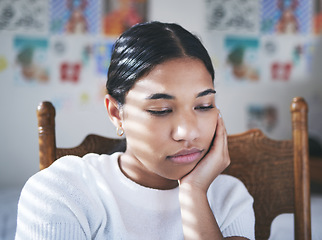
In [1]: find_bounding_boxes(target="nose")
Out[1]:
[172,111,199,142]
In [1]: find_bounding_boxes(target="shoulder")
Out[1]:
[21,153,120,192]
[18,153,120,214]
[16,153,121,236]
[36,153,119,179]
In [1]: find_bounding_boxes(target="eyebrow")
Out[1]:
[146,93,174,100]
[145,88,216,100]
[196,89,216,98]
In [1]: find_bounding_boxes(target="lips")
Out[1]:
[167,148,203,164]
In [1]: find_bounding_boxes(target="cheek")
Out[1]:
[140,121,170,152]
[124,116,167,153]
[201,114,218,143]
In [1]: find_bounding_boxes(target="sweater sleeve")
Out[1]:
[15,156,100,240]
[208,174,255,240]
[221,205,255,239]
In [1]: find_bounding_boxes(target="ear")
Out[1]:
[104,95,122,128]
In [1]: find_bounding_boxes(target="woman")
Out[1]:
[15,21,255,240]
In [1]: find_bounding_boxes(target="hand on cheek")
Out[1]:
[179,112,231,193]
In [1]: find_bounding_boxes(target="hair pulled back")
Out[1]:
[106,21,214,105]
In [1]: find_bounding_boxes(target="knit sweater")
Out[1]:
[15,152,255,240]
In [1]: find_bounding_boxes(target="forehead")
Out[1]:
[127,58,214,98]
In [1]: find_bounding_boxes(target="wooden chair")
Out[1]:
[37,97,311,240]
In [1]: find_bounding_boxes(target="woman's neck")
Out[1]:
[118,153,179,190]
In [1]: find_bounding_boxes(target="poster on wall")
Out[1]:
[260,36,313,81]
[0,56,8,74]
[224,36,260,83]
[14,36,49,84]
[50,35,111,112]
[314,0,322,34]
[50,0,100,34]
[0,0,48,32]
[94,41,115,76]
[261,0,312,34]
[205,0,260,33]
[52,34,101,82]
[247,104,278,133]
[102,0,147,36]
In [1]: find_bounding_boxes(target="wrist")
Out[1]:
[179,177,211,191]
[178,182,208,200]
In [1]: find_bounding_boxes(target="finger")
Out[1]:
[211,112,227,149]
[216,113,230,163]
[218,115,228,146]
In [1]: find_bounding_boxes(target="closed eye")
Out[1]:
[146,109,173,116]
[195,105,214,111]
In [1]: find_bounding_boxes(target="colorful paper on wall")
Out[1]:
[260,36,313,81]
[314,0,322,34]
[247,104,278,133]
[0,56,8,73]
[14,36,49,84]
[0,0,48,32]
[50,0,100,34]
[224,36,260,82]
[53,40,67,55]
[82,44,92,66]
[102,0,147,36]
[261,0,312,34]
[94,42,114,75]
[60,62,82,83]
[50,36,96,85]
[205,0,260,33]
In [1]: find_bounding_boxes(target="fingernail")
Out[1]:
[216,104,220,110]
[219,112,222,118]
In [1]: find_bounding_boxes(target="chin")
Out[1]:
[172,165,197,180]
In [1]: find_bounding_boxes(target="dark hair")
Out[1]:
[106,21,214,105]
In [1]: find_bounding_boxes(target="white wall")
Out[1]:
[0,0,321,189]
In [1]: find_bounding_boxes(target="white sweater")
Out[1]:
[15,152,255,240]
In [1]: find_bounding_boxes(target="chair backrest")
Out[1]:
[37,97,311,240]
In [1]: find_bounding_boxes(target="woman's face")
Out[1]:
[119,57,218,189]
